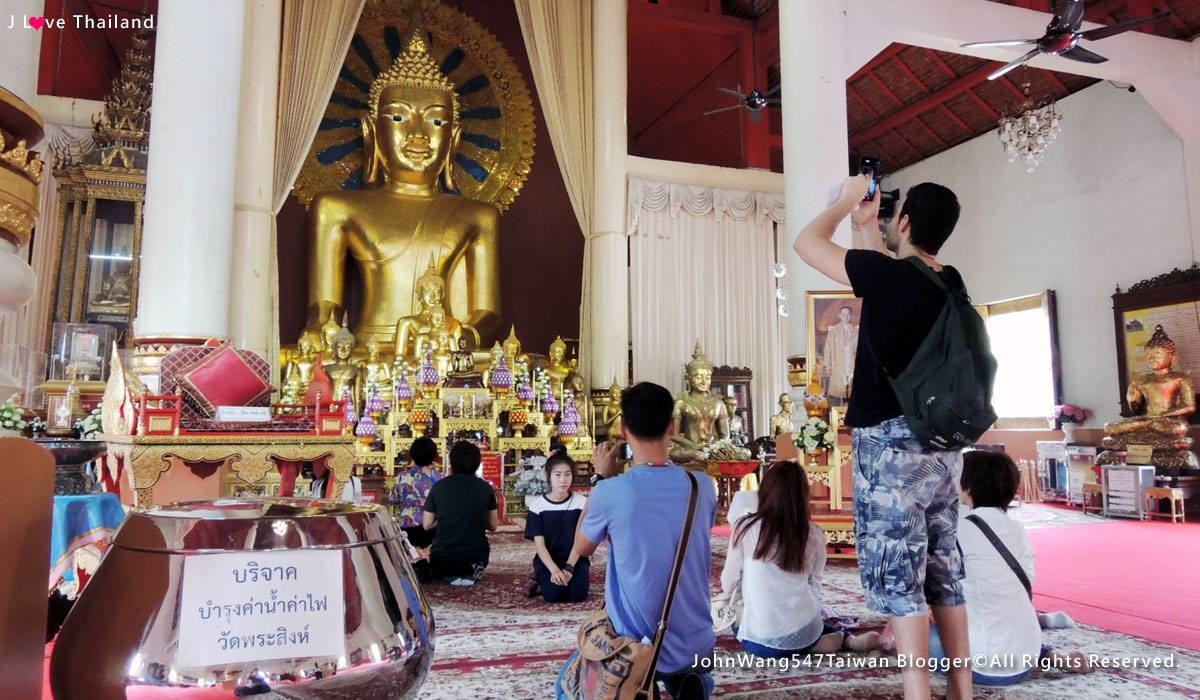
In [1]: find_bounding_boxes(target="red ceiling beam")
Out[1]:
[923,50,1001,121]
[846,89,902,164]
[849,44,908,82]
[1042,70,1069,93]
[850,62,999,148]
[867,72,905,109]
[939,105,974,136]
[631,49,741,156]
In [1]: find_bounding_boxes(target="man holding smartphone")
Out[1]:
[793,176,974,700]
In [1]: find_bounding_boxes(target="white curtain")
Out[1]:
[628,177,785,437]
[514,0,593,369]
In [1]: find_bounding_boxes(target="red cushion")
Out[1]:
[178,345,273,418]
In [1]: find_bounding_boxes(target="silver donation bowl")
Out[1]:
[51,498,435,699]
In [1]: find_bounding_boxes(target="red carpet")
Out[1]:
[1028,519,1200,651]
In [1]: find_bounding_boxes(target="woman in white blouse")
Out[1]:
[720,461,879,657]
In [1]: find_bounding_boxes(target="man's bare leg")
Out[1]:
[931,604,972,699]
[890,614,931,700]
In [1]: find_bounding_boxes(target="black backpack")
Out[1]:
[882,257,998,450]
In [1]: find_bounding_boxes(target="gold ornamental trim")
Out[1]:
[294,0,535,212]
[0,198,36,246]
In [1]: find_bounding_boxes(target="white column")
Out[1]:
[588,0,629,387]
[229,0,281,360]
[135,0,246,341]
[778,1,851,358]
[0,0,41,104]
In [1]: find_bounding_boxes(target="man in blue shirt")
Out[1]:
[557,382,717,699]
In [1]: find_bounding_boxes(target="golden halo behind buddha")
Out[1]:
[294,0,535,212]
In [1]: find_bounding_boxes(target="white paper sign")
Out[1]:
[215,406,273,422]
[177,550,345,667]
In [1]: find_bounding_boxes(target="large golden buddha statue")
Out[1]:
[304,29,501,351]
[670,341,730,464]
[1100,325,1198,473]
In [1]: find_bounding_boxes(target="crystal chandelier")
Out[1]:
[998,83,1062,172]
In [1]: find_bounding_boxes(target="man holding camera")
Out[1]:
[794,175,973,700]
[556,382,718,699]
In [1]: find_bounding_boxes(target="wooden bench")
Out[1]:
[1144,486,1186,523]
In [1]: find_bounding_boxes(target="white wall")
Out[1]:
[886,82,1194,424]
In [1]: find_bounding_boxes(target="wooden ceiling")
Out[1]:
[36,0,157,101]
[628,0,1200,175]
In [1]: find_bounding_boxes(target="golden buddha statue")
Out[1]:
[599,379,623,439]
[545,336,571,396]
[770,393,797,437]
[1100,325,1198,472]
[320,315,341,354]
[303,29,502,351]
[445,337,484,388]
[322,322,362,403]
[284,334,321,397]
[394,258,479,365]
[502,326,527,367]
[670,341,730,464]
[358,339,393,405]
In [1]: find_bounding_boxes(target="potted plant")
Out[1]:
[0,394,27,438]
[1053,403,1092,443]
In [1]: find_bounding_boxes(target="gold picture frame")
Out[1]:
[806,291,863,409]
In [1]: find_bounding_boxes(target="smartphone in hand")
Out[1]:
[860,156,880,201]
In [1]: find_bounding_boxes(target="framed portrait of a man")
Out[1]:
[806,291,862,408]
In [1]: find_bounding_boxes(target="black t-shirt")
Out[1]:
[524,492,588,570]
[843,250,965,428]
[423,473,498,559]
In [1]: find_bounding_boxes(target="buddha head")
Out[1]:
[608,378,622,402]
[415,257,446,310]
[684,341,713,393]
[333,323,355,361]
[365,339,380,362]
[1145,325,1177,372]
[778,393,794,414]
[503,326,522,361]
[297,334,315,357]
[723,396,738,417]
[364,29,460,190]
[549,336,567,365]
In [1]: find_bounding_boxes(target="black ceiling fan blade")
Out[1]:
[1080,11,1170,41]
[718,86,744,98]
[703,104,746,116]
[764,84,781,98]
[750,109,763,124]
[961,39,1038,48]
[988,47,1043,80]
[1061,44,1108,63]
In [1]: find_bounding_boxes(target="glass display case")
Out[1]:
[48,323,117,383]
[712,365,753,439]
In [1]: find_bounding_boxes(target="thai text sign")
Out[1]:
[480,451,503,490]
[177,550,345,667]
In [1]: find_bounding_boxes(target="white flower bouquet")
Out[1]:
[794,416,834,453]
[75,405,103,439]
[0,394,28,434]
[512,456,550,496]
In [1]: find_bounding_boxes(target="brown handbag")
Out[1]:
[561,470,701,700]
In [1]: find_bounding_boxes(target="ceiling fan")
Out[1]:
[961,0,1171,81]
[703,85,780,123]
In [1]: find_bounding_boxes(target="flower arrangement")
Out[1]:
[532,366,550,403]
[513,456,550,496]
[0,394,27,434]
[75,405,103,439]
[1054,404,1092,425]
[701,438,752,461]
[794,416,835,453]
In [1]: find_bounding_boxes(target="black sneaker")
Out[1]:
[472,562,486,582]
[674,673,705,700]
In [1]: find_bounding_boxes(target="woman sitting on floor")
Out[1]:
[524,452,589,603]
[937,450,1091,685]
[720,460,879,657]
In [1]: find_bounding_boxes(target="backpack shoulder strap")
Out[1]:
[903,256,951,292]
[640,470,700,695]
[965,513,1032,600]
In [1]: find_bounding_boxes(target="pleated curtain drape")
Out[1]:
[513,0,594,369]
[266,0,364,370]
[627,177,786,436]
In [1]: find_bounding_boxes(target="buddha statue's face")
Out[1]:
[419,279,445,309]
[1146,346,1175,372]
[609,386,621,401]
[550,343,565,364]
[374,85,455,185]
[334,338,354,361]
[504,338,521,359]
[298,337,314,355]
[688,366,712,393]
[366,342,379,361]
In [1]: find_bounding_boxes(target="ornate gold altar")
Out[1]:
[48,34,153,341]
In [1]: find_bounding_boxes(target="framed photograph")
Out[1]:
[1111,267,1200,419]
[806,291,863,409]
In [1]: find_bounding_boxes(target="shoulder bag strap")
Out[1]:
[965,513,1032,600]
[639,470,701,696]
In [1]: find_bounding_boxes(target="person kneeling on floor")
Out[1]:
[417,441,499,587]
[525,451,589,603]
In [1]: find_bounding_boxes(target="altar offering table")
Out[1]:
[101,434,356,507]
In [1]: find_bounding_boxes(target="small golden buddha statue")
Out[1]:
[770,393,797,437]
[545,336,571,396]
[1100,325,1198,472]
[670,341,730,464]
[322,323,362,403]
[394,258,479,365]
[502,326,528,368]
[303,28,502,351]
[320,315,341,354]
[284,335,321,396]
[599,379,623,439]
[358,339,393,406]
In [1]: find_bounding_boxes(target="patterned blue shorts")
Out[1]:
[852,417,965,617]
